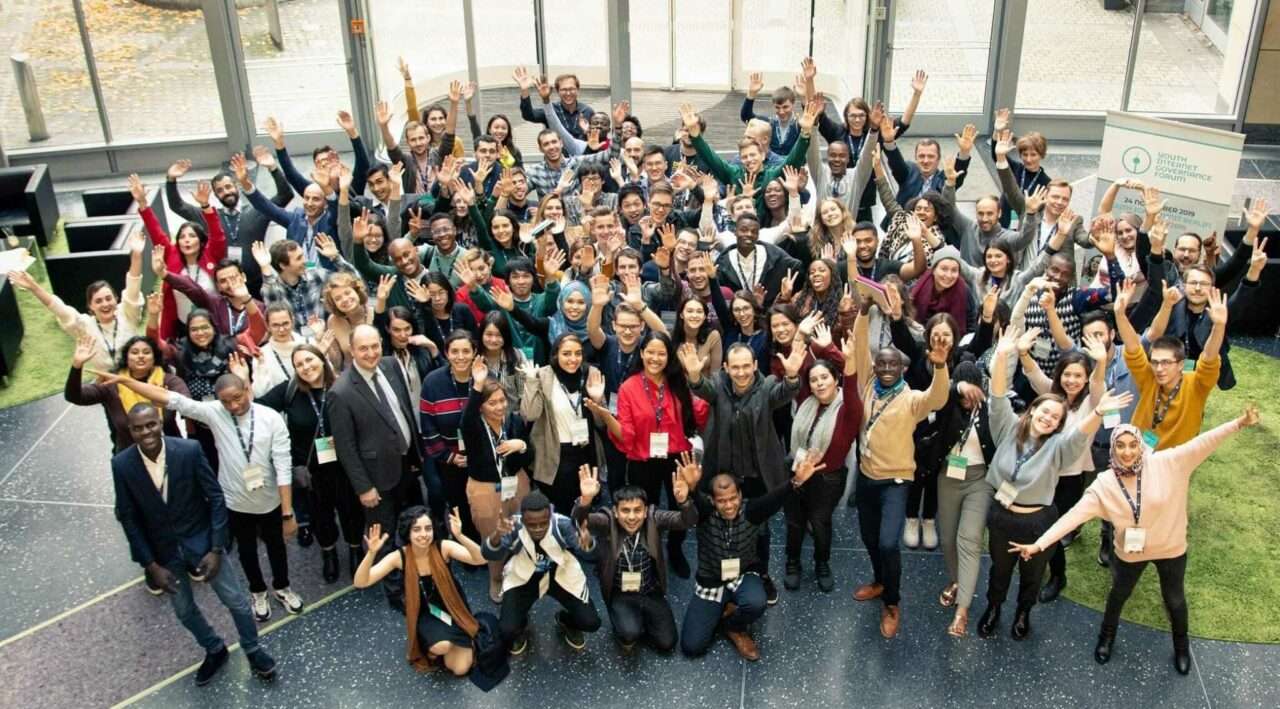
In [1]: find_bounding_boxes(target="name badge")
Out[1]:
[945,454,968,480]
[649,432,669,459]
[1102,409,1120,429]
[720,557,740,581]
[1182,358,1196,373]
[315,436,337,464]
[620,571,642,593]
[499,475,517,501]
[428,603,453,626]
[1032,338,1052,359]
[520,345,535,362]
[608,393,618,416]
[994,480,1018,508]
[1141,430,1159,449]
[569,417,590,446]
[457,428,466,453]
[791,448,807,472]
[227,246,243,262]
[1123,527,1146,553]
[243,464,267,492]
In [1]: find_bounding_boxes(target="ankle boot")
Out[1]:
[1094,624,1117,664]
[1011,605,1033,640]
[1173,633,1192,675]
[814,560,834,593]
[783,558,802,590]
[321,547,339,584]
[977,604,1001,638]
[1039,573,1066,603]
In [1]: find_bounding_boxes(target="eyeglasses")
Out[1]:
[1150,358,1183,368]
[1184,280,1211,288]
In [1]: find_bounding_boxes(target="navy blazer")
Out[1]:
[112,437,228,568]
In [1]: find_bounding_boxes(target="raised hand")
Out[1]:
[534,76,551,103]
[747,71,764,98]
[1024,185,1047,214]
[471,355,490,387]
[811,321,833,349]
[1248,237,1269,280]
[1245,198,1269,231]
[72,334,98,368]
[229,152,250,187]
[779,337,808,378]
[150,247,167,282]
[447,80,463,104]
[981,288,999,322]
[127,173,147,205]
[612,100,630,127]
[883,281,904,321]
[251,241,272,270]
[191,181,212,209]
[1207,287,1228,325]
[679,103,701,137]
[911,69,928,94]
[376,274,396,303]
[954,123,977,156]
[677,342,706,377]
[799,93,822,132]
[927,326,952,365]
[336,110,357,137]
[994,107,1012,133]
[782,164,802,195]
[490,284,515,312]
[943,155,965,185]
[1056,207,1078,236]
[1142,185,1165,219]
[993,130,1015,162]
[620,272,646,311]
[264,115,284,146]
[449,506,464,539]
[145,292,163,322]
[792,449,827,486]
[578,464,601,502]
[251,144,276,171]
[512,66,532,91]
[676,450,703,490]
[462,81,477,102]
[1015,326,1043,356]
[1089,218,1116,258]
[1096,389,1135,415]
[167,159,192,181]
[365,523,389,555]
[1038,286,1056,311]
[227,351,251,383]
[1081,331,1109,364]
[586,367,605,402]
[1239,403,1261,428]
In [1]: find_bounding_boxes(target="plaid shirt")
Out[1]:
[693,572,751,604]
[261,259,355,328]
[524,133,621,200]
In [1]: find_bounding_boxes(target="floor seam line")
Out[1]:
[1192,644,1213,709]
[0,404,73,487]
[0,576,144,649]
[0,497,114,509]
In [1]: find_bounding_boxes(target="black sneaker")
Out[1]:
[246,649,277,680]
[762,575,779,606]
[296,525,313,548]
[194,647,229,686]
[509,634,528,656]
[558,612,586,650]
[783,559,802,591]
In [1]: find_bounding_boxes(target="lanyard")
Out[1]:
[272,347,292,378]
[615,345,637,382]
[227,302,247,334]
[485,420,507,478]
[221,210,240,246]
[1153,380,1182,428]
[557,374,585,416]
[622,532,643,572]
[96,319,119,361]
[231,407,256,465]
[733,250,760,290]
[642,377,666,426]
[1019,169,1040,194]
[864,387,904,436]
[954,407,981,454]
[1114,473,1142,525]
[307,389,326,437]
[846,131,866,158]
[1010,441,1037,483]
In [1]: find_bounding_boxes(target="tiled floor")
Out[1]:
[2,390,1279,707]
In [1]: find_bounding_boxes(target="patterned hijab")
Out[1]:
[1109,423,1149,478]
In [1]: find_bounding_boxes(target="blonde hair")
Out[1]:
[808,198,854,254]
[322,271,369,315]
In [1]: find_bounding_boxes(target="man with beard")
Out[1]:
[233,153,340,272]
[165,149,293,298]
[842,220,928,283]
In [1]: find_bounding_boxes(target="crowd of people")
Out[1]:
[8,54,1269,689]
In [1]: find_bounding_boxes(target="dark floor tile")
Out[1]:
[0,501,137,640]
[0,397,74,476]
[1191,638,1280,709]
[0,403,116,504]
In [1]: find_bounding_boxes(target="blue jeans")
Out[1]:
[680,574,767,657]
[166,547,260,656]
[855,473,909,606]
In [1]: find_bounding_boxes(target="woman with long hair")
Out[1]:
[472,205,534,279]
[322,271,372,370]
[808,198,855,260]
[65,333,189,454]
[478,310,529,413]
[977,326,1130,641]
[355,507,486,676]
[409,271,479,356]
[671,297,722,379]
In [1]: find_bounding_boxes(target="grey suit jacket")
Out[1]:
[327,357,423,495]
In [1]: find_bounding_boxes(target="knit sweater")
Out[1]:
[1124,347,1221,450]
[984,392,1091,507]
[692,481,791,588]
[1033,418,1242,562]
[853,313,950,480]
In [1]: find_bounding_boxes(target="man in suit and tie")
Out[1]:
[111,403,278,686]
[329,324,428,535]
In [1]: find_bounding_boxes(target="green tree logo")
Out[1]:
[1122,146,1152,175]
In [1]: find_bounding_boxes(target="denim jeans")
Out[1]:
[166,547,260,656]
[680,574,767,657]
[855,473,910,606]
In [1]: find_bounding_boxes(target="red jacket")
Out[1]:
[141,206,227,342]
[610,373,710,462]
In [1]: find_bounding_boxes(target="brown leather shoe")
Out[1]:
[853,582,884,602]
[721,602,737,620]
[725,628,760,661]
[880,605,901,639]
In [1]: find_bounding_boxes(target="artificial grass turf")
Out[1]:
[0,227,74,410]
[1061,347,1280,643]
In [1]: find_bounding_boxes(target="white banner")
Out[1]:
[1095,111,1244,236]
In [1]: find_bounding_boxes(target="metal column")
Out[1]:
[607,0,632,105]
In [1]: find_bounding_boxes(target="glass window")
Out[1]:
[1015,0,1135,113]
[237,0,351,134]
[888,0,996,114]
[674,0,731,89]
[0,0,106,148]
[367,1,465,127]
[630,1,671,87]
[1127,1,1255,115]
[737,0,810,87]
[545,0,609,87]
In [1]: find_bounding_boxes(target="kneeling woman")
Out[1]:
[979,326,1131,641]
[355,507,486,676]
[1011,407,1259,674]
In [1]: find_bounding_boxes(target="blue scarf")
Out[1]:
[873,378,906,398]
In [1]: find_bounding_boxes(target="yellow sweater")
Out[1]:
[1124,347,1220,450]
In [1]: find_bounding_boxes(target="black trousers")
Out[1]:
[498,573,601,643]
[607,591,678,652]
[1047,474,1085,577]
[985,504,1058,609]
[785,468,847,564]
[1103,553,1189,634]
[365,456,425,538]
[740,476,772,571]
[625,458,685,550]
[906,471,939,520]
[437,461,476,541]
[227,506,289,593]
[311,461,364,548]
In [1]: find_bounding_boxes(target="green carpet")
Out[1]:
[1062,347,1280,643]
[0,226,73,410]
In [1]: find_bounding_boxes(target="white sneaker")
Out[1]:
[903,518,921,549]
[272,586,304,615]
[921,519,939,550]
[251,591,272,622]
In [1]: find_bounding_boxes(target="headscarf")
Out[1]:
[1109,423,1149,478]
[548,281,591,342]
